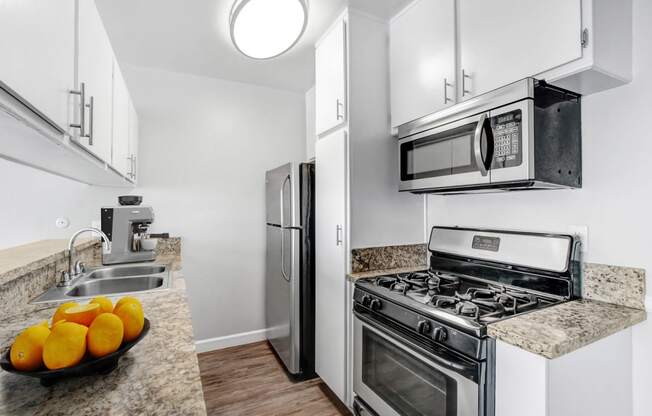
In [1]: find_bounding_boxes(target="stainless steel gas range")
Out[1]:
[352,226,581,416]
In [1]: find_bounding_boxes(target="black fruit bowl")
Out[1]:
[0,318,150,386]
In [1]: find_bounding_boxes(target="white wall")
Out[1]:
[0,159,125,250]
[305,86,316,160]
[123,65,306,343]
[426,1,651,414]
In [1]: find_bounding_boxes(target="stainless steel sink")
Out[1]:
[30,263,171,304]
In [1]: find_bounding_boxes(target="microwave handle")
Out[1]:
[473,113,494,176]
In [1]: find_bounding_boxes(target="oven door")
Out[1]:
[354,315,480,416]
[398,112,493,192]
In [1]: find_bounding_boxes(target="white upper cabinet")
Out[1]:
[127,99,139,182]
[0,0,75,131]
[458,0,582,99]
[76,0,116,162]
[390,0,455,128]
[111,61,130,177]
[315,18,347,136]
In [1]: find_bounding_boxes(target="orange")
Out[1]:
[51,301,79,326]
[88,296,113,314]
[113,296,142,312]
[10,323,51,371]
[87,313,124,358]
[114,302,144,342]
[42,322,88,370]
[63,303,100,327]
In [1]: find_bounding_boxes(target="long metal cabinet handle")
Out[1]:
[132,155,136,180]
[127,155,134,178]
[336,225,343,246]
[280,174,291,282]
[336,99,344,120]
[86,96,94,145]
[69,82,86,137]
[443,78,453,104]
[461,69,471,97]
[474,113,489,177]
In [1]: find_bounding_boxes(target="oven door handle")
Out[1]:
[473,113,494,177]
[354,309,478,378]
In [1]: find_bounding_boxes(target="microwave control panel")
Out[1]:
[491,110,522,168]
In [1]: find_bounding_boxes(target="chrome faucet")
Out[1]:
[58,227,111,287]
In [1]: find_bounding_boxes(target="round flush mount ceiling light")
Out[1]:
[230,0,308,60]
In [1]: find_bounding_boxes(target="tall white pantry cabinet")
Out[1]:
[313,8,425,406]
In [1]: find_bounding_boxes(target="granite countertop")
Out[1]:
[487,299,646,359]
[347,265,427,281]
[0,267,206,414]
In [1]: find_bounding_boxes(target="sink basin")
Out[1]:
[30,263,171,304]
[66,276,165,297]
[88,265,166,279]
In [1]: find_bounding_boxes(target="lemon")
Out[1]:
[42,322,88,370]
[10,323,51,371]
[114,302,144,342]
[113,296,142,312]
[88,296,113,314]
[63,303,100,327]
[51,301,79,326]
[87,313,124,358]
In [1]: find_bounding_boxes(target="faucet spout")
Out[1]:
[67,227,111,279]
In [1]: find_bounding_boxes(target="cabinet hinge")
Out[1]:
[581,28,589,48]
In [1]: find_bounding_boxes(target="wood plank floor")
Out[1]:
[198,341,351,416]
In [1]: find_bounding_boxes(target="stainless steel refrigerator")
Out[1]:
[265,162,315,378]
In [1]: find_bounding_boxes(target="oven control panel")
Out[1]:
[491,109,523,169]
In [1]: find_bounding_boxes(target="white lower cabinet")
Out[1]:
[0,0,76,131]
[495,330,633,416]
[315,129,348,402]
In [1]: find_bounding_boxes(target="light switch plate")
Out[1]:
[568,225,588,253]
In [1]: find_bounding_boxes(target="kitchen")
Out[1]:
[0,0,650,415]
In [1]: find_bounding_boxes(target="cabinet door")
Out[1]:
[111,61,130,176]
[127,98,139,182]
[315,19,346,136]
[76,0,115,162]
[315,129,348,401]
[390,0,455,127]
[458,0,582,99]
[0,0,75,131]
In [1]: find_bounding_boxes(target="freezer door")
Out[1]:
[265,225,301,374]
[266,163,300,227]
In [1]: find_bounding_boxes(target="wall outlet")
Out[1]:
[568,225,588,253]
[55,217,70,229]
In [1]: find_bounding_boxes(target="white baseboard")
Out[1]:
[195,328,267,353]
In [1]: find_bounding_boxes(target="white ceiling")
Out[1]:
[96,0,412,93]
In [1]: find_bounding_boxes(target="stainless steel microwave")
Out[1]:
[397,78,582,194]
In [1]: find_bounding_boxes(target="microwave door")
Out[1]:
[487,100,533,185]
[399,114,491,192]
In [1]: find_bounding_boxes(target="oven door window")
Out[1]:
[401,122,479,181]
[362,327,458,416]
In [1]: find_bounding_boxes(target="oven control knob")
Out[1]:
[369,299,382,311]
[361,295,371,307]
[433,327,448,342]
[417,320,431,335]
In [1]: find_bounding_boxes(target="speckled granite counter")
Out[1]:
[487,299,646,359]
[348,265,427,281]
[0,239,206,415]
[0,272,206,415]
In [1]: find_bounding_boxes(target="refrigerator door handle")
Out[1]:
[280,174,291,281]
